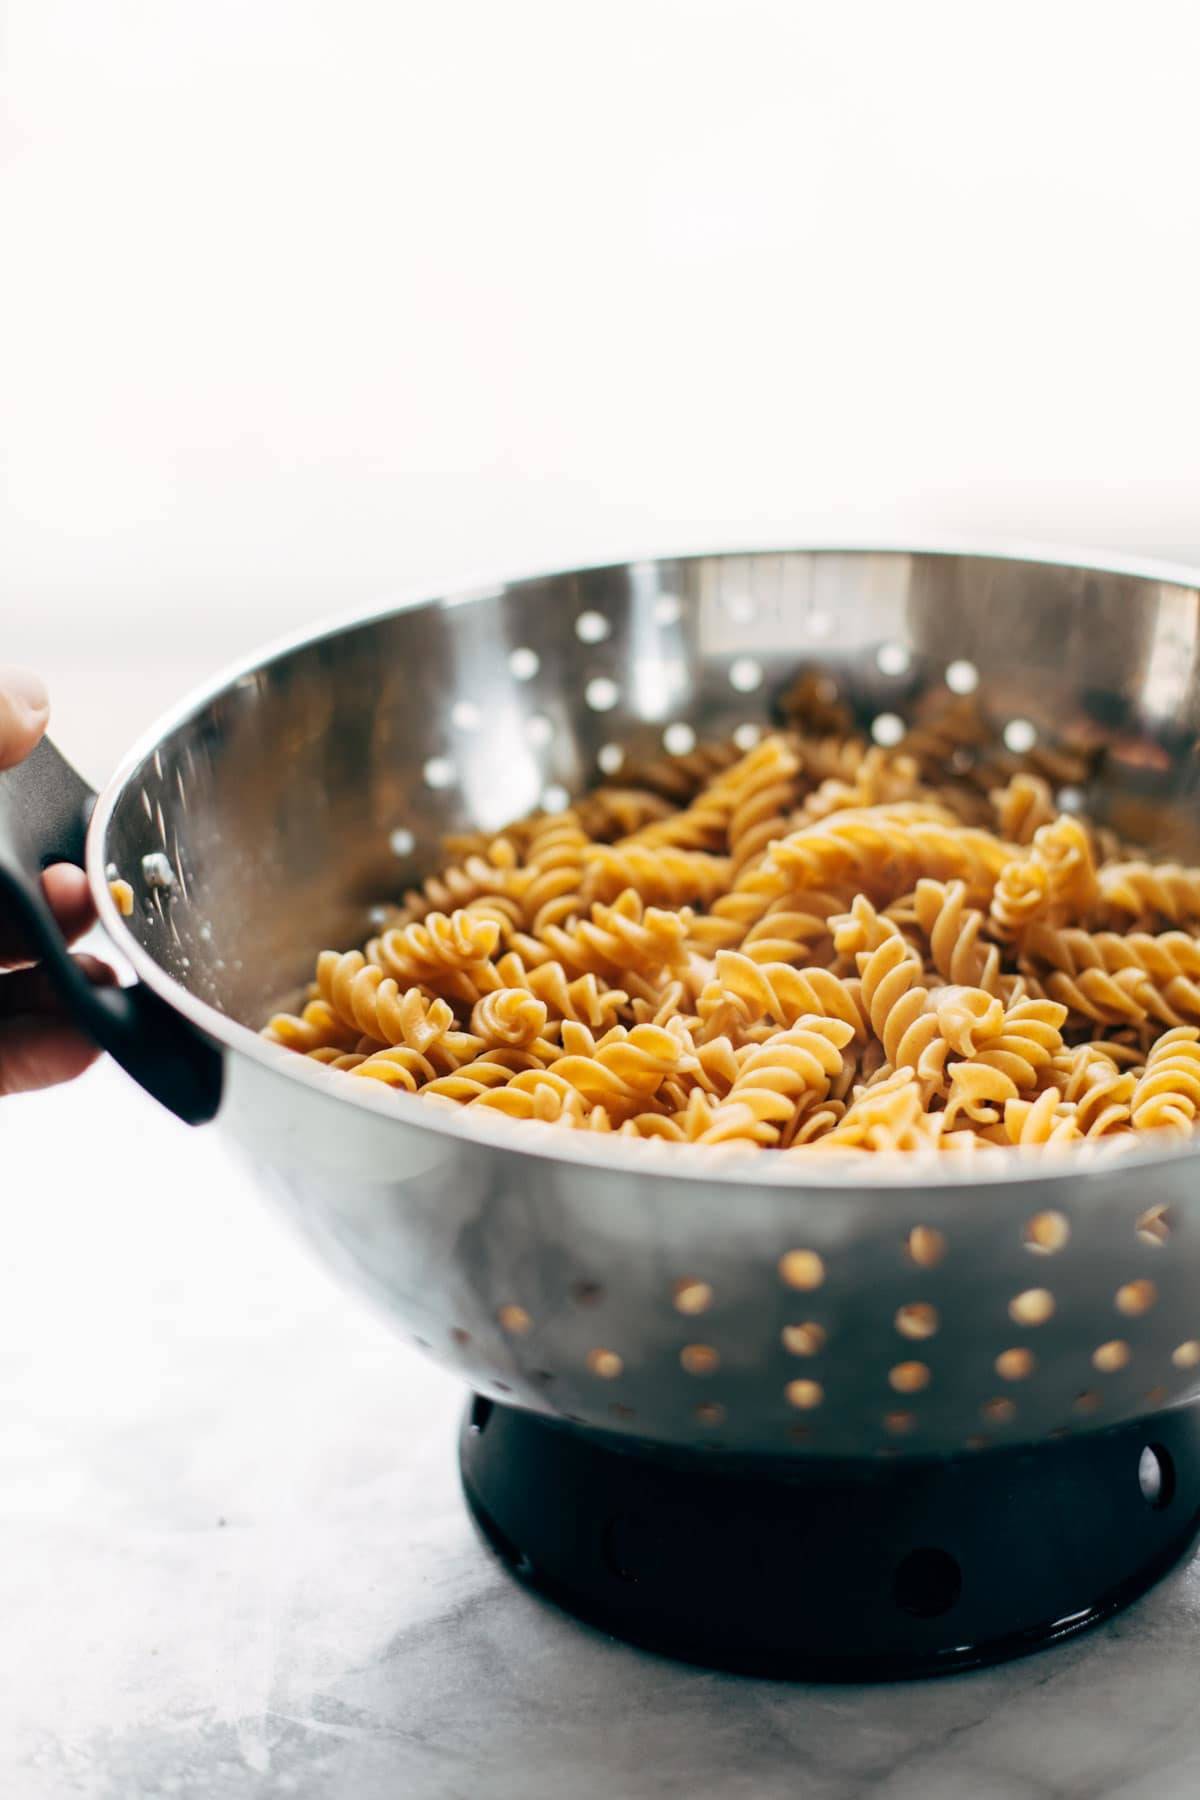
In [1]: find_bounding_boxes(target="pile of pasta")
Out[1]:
[263,687,1200,1154]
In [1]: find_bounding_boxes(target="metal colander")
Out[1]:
[78,546,1200,1469]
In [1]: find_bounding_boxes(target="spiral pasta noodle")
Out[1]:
[1097,862,1200,928]
[1000,1086,1082,1147]
[806,1069,930,1153]
[545,1022,684,1121]
[793,744,923,827]
[1049,1045,1136,1137]
[513,811,591,934]
[492,952,628,1029]
[1022,924,1200,1028]
[1130,1028,1200,1133]
[264,998,361,1055]
[737,892,847,966]
[725,736,801,875]
[472,1067,590,1125]
[391,835,519,926]
[524,889,693,982]
[469,988,551,1049]
[580,845,732,909]
[696,1018,855,1147]
[910,878,1004,995]
[572,787,674,841]
[771,808,1012,907]
[990,817,1099,941]
[696,950,867,1040]
[314,950,484,1070]
[262,684,1200,1155]
[991,773,1056,846]
[366,911,502,994]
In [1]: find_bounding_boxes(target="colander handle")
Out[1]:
[0,733,222,1124]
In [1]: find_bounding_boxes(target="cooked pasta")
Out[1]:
[991,773,1056,846]
[390,835,519,927]
[580,844,732,909]
[725,736,802,875]
[313,949,484,1070]
[910,878,1005,995]
[263,689,1200,1155]
[506,810,588,935]
[469,987,551,1049]
[696,1019,856,1147]
[1130,1028,1200,1133]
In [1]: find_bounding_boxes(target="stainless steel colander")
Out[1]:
[6,546,1200,1474]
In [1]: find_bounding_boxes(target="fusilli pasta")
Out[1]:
[262,689,1200,1155]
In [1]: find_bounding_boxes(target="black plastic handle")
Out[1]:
[0,734,222,1124]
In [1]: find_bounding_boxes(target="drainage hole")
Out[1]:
[893,1546,963,1619]
[469,1395,495,1435]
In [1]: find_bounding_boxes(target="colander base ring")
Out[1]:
[460,1396,1200,1680]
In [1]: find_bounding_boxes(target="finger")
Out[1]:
[43,864,97,944]
[0,954,114,1095]
[0,865,98,969]
[0,666,50,771]
[0,954,117,1018]
[0,1016,100,1096]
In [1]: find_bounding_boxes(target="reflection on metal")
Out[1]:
[1141,585,1198,722]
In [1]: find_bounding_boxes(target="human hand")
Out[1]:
[1,668,114,1095]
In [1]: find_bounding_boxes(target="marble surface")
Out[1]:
[3,1061,1200,1800]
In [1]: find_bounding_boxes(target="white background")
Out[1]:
[4,0,1200,777]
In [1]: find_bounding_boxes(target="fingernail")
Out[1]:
[0,665,49,715]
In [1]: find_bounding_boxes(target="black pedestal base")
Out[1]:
[460,1396,1200,1680]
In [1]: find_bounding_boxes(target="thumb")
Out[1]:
[0,667,50,771]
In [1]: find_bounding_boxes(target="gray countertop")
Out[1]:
[5,1062,1200,1800]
